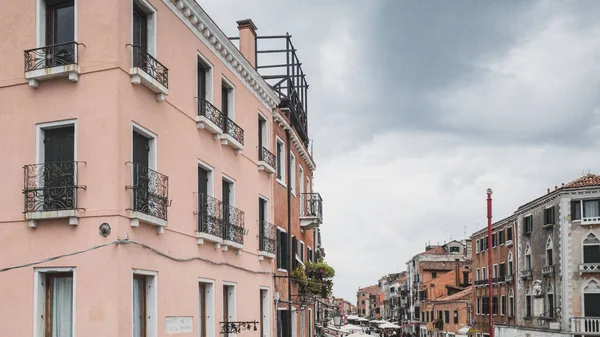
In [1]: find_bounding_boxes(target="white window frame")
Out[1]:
[199,278,216,337]
[36,0,79,48]
[132,122,157,170]
[131,0,157,56]
[525,243,532,270]
[276,136,286,186]
[308,308,313,337]
[508,288,514,317]
[300,241,305,261]
[500,295,505,316]
[258,111,269,150]
[37,119,78,165]
[291,309,298,337]
[493,264,497,279]
[198,160,215,197]
[222,174,236,207]
[306,176,311,194]
[546,236,554,266]
[222,282,237,326]
[482,267,486,280]
[260,287,271,337]
[581,278,600,317]
[131,269,158,337]
[298,165,304,213]
[475,268,480,281]
[290,152,296,196]
[582,232,600,263]
[197,53,214,103]
[33,267,77,337]
[221,76,236,120]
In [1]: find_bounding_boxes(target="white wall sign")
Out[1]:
[166,316,193,334]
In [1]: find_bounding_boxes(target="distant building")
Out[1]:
[357,285,380,317]
[420,286,473,337]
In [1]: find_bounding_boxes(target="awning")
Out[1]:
[457,326,472,335]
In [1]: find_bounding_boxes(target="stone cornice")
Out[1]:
[273,110,316,171]
[163,0,280,111]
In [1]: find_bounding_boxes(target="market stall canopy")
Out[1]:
[340,324,363,332]
[346,315,360,320]
[356,317,369,322]
[457,326,472,335]
[379,323,401,329]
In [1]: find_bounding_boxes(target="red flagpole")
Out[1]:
[487,189,494,337]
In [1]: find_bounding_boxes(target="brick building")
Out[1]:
[420,287,473,337]
[357,285,380,317]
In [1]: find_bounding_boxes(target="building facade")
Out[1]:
[357,285,379,318]
[420,287,473,337]
[471,216,518,337]
[0,1,323,337]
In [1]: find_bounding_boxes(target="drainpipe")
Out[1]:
[487,189,494,337]
[287,129,292,337]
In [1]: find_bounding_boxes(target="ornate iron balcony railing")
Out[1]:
[23,161,85,213]
[223,204,245,245]
[259,146,276,168]
[128,162,169,221]
[300,193,323,221]
[130,45,168,88]
[24,41,80,72]
[579,263,600,273]
[223,118,244,145]
[474,279,488,287]
[259,220,276,254]
[198,193,223,238]
[198,98,224,130]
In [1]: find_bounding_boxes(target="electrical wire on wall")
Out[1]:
[0,237,272,275]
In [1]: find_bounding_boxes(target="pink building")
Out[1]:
[0,1,320,337]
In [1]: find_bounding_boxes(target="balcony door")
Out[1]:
[133,131,150,213]
[133,3,148,68]
[46,0,74,45]
[198,167,209,230]
[43,126,74,211]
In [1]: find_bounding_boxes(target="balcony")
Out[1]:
[259,220,276,260]
[129,45,168,101]
[506,239,513,246]
[504,274,514,283]
[127,163,169,232]
[300,193,323,229]
[258,146,276,174]
[220,118,244,154]
[196,194,224,245]
[24,42,82,88]
[520,269,532,280]
[23,161,85,227]
[222,204,246,250]
[579,263,600,274]
[474,279,488,287]
[572,317,600,335]
[542,265,555,276]
[196,98,224,135]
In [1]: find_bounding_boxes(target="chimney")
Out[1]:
[236,19,258,68]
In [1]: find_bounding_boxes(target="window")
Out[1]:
[131,0,157,70]
[277,309,290,337]
[307,247,312,261]
[499,230,505,245]
[133,271,157,337]
[223,284,236,337]
[476,240,480,253]
[493,265,498,280]
[444,311,449,324]
[525,243,532,271]
[39,0,75,47]
[482,267,487,281]
[492,296,498,315]
[292,236,298,270]
[476,297,480,314]
[524,215,533,234]
[546,236,554,266]
[572,200,582,220]
[450,246,460,253]
[463,271,469,285]
[453,310,458,324]
[573,199,600,221]
[298,166,304,212]
[476,269,480,281]
[500,295,506,316]
[34,269,74,337]
[507,226,513,242]
[197,55,213,102]
[583,233,600,263]
[290,153,296,195]
[258,114,267,152]
[199,280,215,337]
[361,300,365,305]
[492,233,497,247]
[546,284,554,318]
[482,297,489,315]
[300,241,305,261]
[260,289,270,337]
[544,206,555,226]
[277,228,289,271]
[526,294,532,318]
[508,252,513,276]
[583,279,600,317]
[431,271,437,279]
[222,177,235,231]
[276,138,285,183]
[508,289,514,317]
[499,263,506,279]
[221,79,235,120]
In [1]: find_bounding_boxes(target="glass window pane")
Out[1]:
[584,200,600,218]
[51,276,73,337]
[54,5,74,44]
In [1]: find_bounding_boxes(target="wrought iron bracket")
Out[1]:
[219,321,258,334]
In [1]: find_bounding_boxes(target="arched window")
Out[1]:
[525,243,532,271]
[508,288,514,317]
[546,236,554,266]
[525,286,532,318]
[583,233,600,264]
[583,279,600,317]
[508,252,513,276]
[546,283,555,318]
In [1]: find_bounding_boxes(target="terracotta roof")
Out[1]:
[564,174,600,188]
[358,285,380,294]
[422,246,447,255]
[434,286,473,302]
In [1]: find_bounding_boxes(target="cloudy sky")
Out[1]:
[200,0,600,303]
